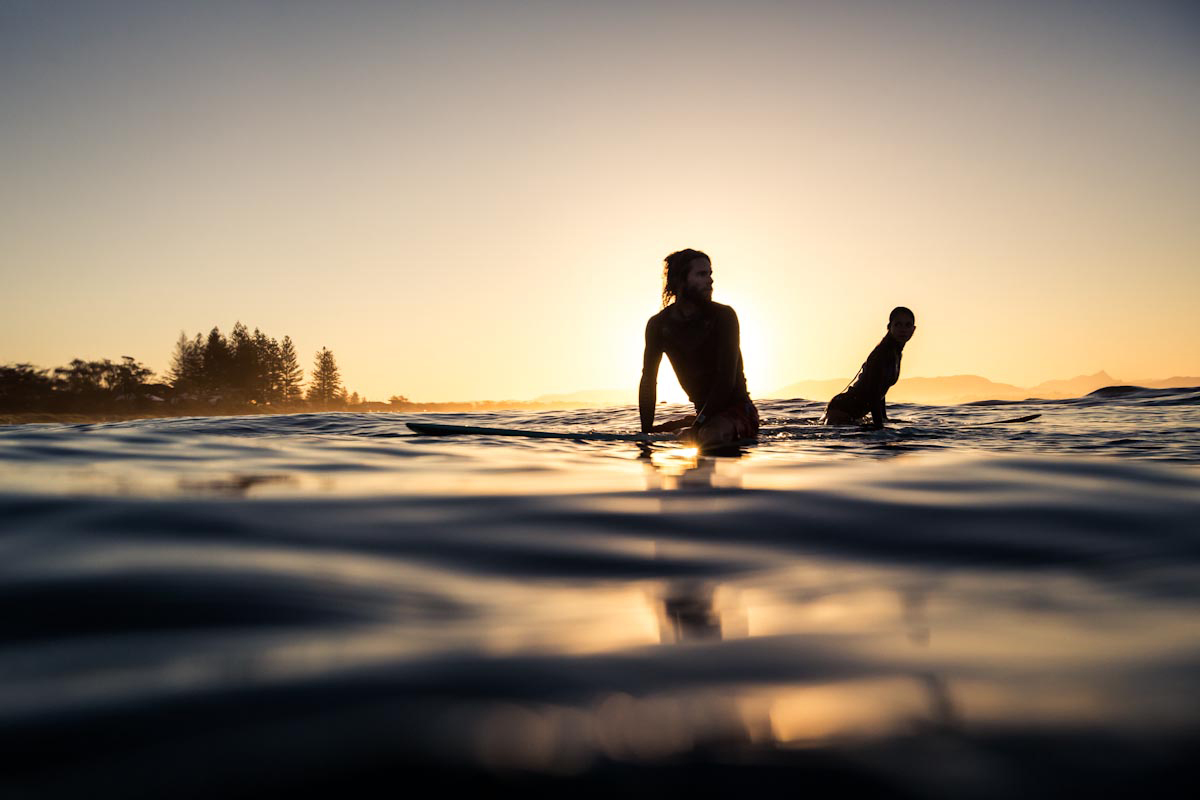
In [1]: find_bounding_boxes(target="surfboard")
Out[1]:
[406,422,672,441]
[977,414,1041,425]
[883,413,1041,428]
[407,413,1041,442]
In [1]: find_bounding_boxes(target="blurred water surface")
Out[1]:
[1,388,1198,797]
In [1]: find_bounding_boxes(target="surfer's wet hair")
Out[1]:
[662,249,710,308]
[889,306,915,326]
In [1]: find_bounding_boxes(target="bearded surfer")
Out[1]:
[639,249,758,449]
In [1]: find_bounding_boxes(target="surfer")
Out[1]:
[639,249,758,448]
[822,306,916,428]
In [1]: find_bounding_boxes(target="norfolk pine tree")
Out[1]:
[167,332,204,394]
[307,348,342,407]
[279,336,304,404]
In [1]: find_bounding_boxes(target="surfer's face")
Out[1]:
[680,257,713,304]
[888,315,916,344]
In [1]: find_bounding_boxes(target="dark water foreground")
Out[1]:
[1,389,1198,797]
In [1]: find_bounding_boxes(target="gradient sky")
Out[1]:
[3,0,1198,401]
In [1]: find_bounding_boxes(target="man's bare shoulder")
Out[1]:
[711,302,739,321]
[646,306,673,329]
[647,302,739,329]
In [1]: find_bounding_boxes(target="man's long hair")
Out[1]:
[662,248,709,308]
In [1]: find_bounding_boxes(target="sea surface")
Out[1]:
[1,387,1198,798]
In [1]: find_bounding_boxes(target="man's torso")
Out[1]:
[649,302,749,411]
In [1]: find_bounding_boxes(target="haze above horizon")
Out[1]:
[3,0,1198,402]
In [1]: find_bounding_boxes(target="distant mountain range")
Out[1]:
[774,372,1200,405]
[534,372,1199,407]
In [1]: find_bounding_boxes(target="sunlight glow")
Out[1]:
[2,2,1197,400]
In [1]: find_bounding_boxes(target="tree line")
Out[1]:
[1,322,363,414]
[0,357,155,412]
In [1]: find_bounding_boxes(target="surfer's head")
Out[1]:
[888,306,916,345]
[662,249,712,308]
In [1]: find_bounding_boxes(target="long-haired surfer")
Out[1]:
[639,249,759,449]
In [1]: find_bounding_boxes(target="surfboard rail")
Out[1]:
[406,422,671,441]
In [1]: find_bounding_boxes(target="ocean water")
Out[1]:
[1,388,1198,798]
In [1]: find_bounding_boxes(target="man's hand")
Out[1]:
[649,415,696,433]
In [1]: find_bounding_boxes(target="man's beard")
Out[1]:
[680,285,713,305]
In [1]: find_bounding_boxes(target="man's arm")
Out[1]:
[639,318,663,433]
[696,307,741,424]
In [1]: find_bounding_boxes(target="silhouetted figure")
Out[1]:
[823,307,917,428]
[639,249,759,449]
[659,582,723,643]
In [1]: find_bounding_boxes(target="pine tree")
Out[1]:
[167,332,204,394]
[202,327,231,395]
[229,322,258,401]
[307,347,342,407]
[253,329,281,405]
[278,336,304,404]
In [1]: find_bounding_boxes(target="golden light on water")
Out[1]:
[764,680,928,744]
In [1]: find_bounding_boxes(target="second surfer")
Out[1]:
[823,306,917,428]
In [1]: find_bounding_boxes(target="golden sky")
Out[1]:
[2,1,1198,401]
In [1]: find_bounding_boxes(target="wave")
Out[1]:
[1083,385,1200,405]
[3,401,1199,798]
[2,453,1196,591]
[962,385,1200,407]
[2,452,1199,798]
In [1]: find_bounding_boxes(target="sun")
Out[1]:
[727,296,776,400]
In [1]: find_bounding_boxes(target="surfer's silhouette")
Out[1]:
[659,582,723,643]
[823,307,916,428]
[639,249,759,449]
